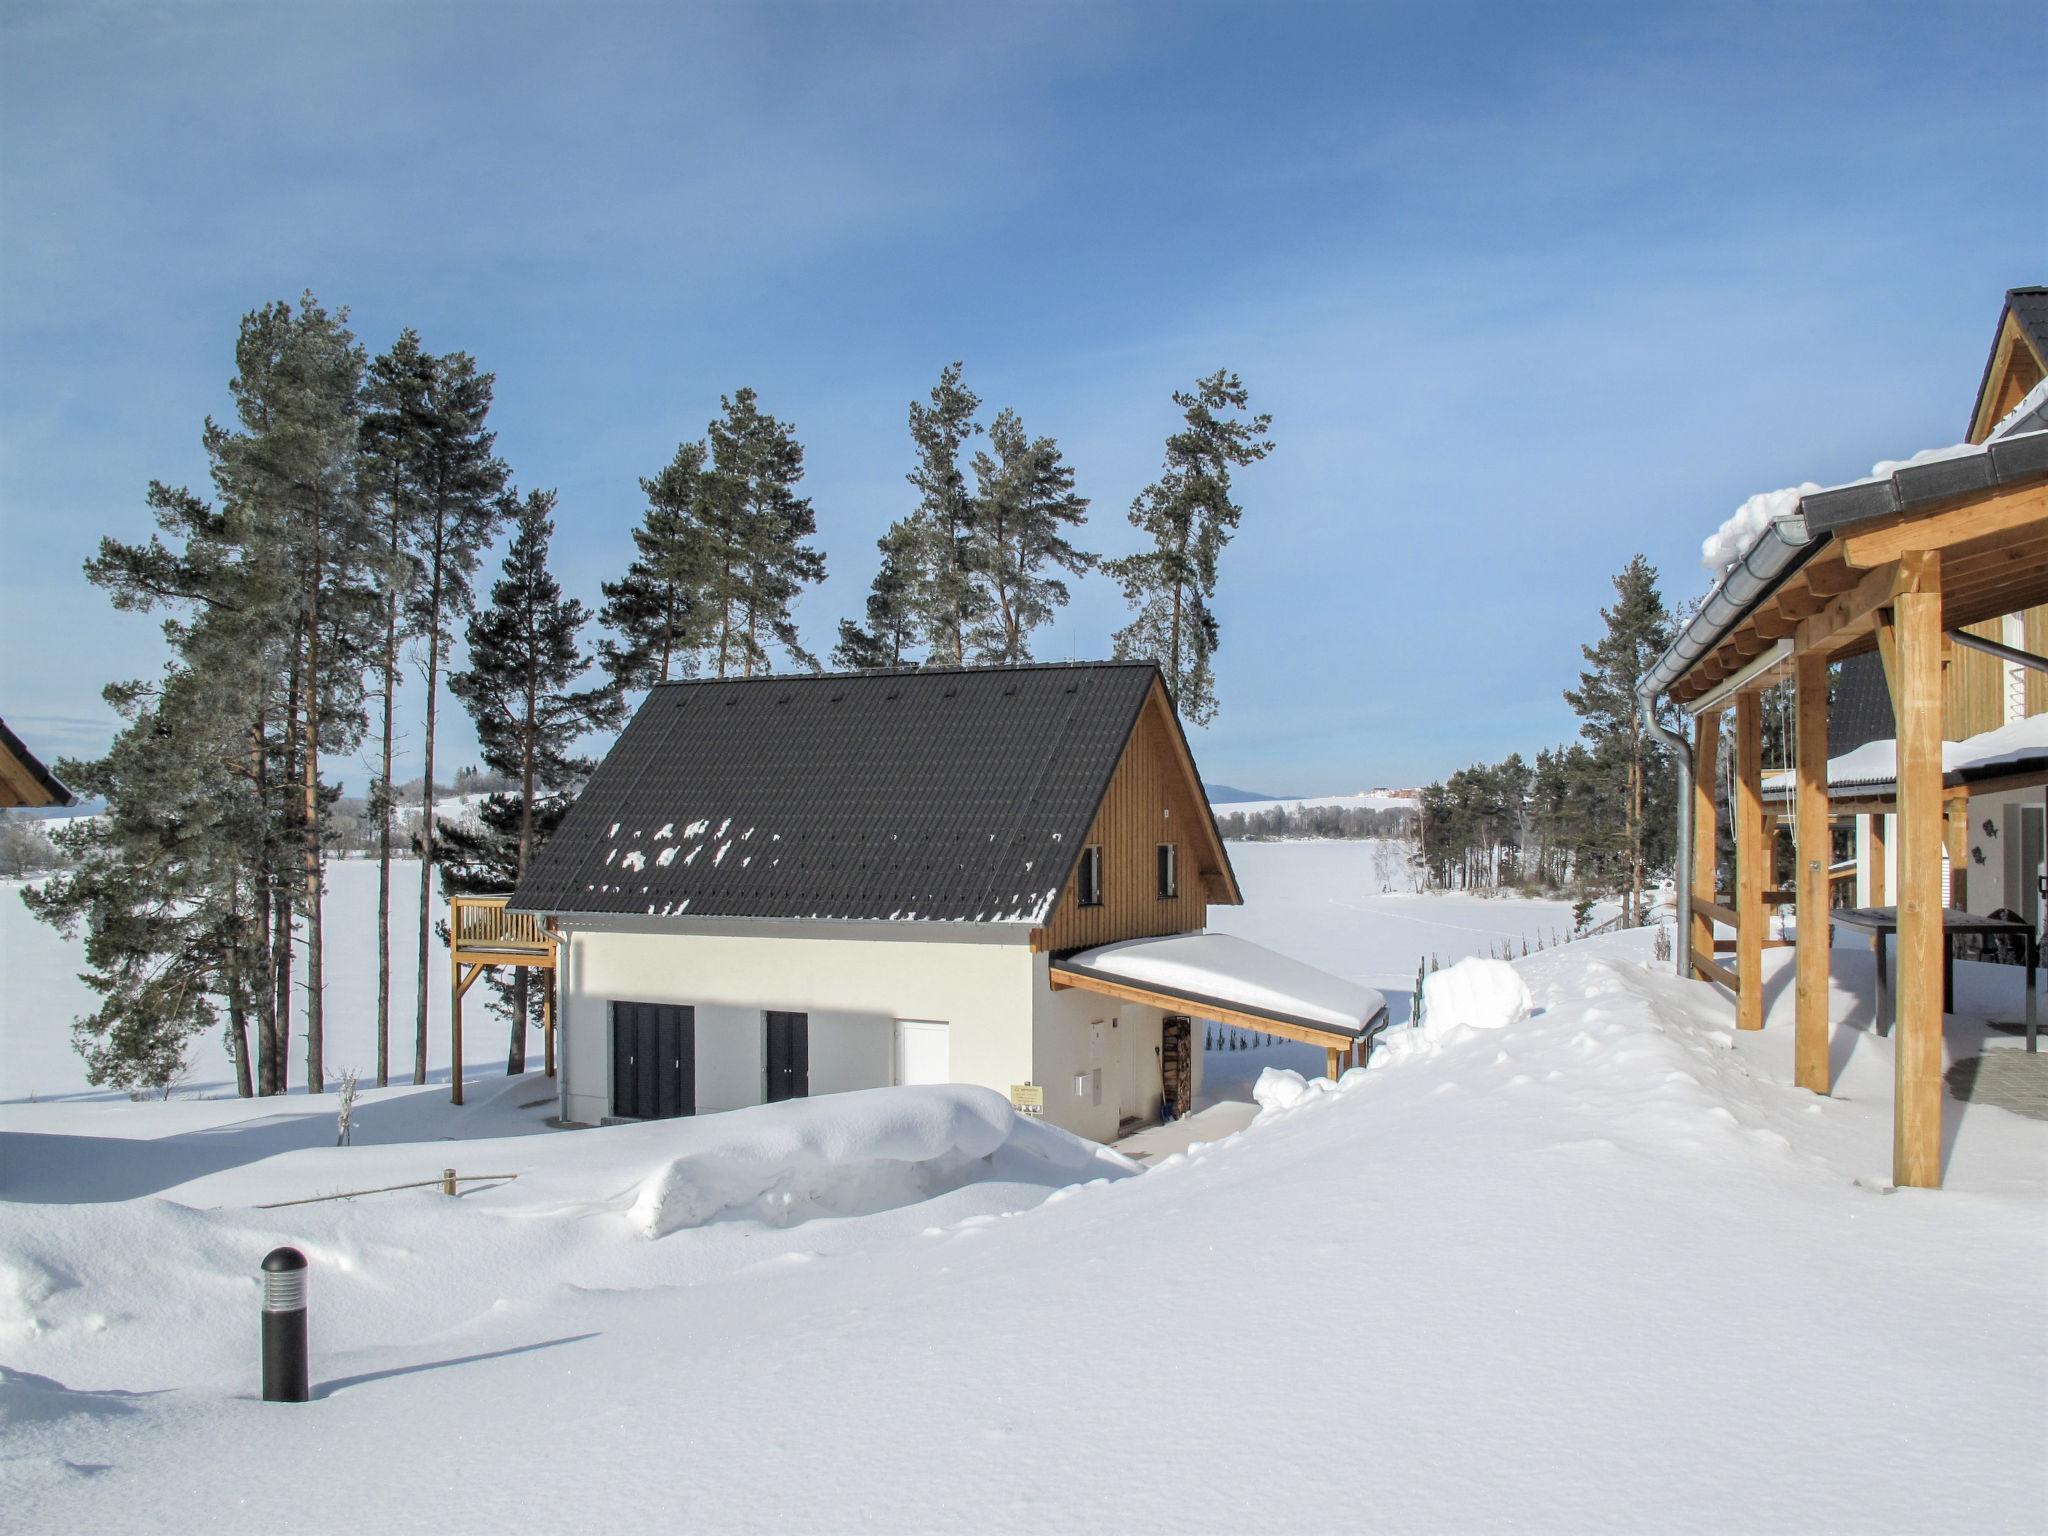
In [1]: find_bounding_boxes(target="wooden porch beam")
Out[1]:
[1047,968,1367,1053]
[1839,483,2048,569]
[1734,690,1766,1032]
[1892,550,1945,1188]
[1794,651,1831,1093]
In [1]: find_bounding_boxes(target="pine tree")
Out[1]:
[600,441,710,691]
[831,519,923,670]
[359,331,429,1088]
[450,490,623,1072]
[698,389,826,677]
[40,296,381,1097]
[210,294,383,1095]
[1106,370,1273,725]
[966,408,1090,663]
[395,346,508,1085]
[1563,555,1676,927]
[903,363,984,664]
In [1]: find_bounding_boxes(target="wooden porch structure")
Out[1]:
[448,894,562,1106]
[1666,470,2048,1187]
[1049,962,1389,1080]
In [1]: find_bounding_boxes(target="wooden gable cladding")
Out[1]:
[1969,306,2046,445]
[1035,680,1238,953]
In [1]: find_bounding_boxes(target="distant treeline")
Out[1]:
[1213,804,1413,841]
[1414,555,1681,923]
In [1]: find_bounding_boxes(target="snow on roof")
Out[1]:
[1764,711,2048,793]
[1701,434,2007,577]
[1063,932,1388,1034]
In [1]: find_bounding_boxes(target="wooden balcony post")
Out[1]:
[1868,813,1887,905]
[1892,552,1945,1188]
[1735,690,1766,1031]
[1691,709,1722,977]
[450,946,465,1107]
[1794,651,1832,1092]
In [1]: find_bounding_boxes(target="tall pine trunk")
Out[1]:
[271,642,302,1097]
[508,646,538,1075]
[415,547,444,1086]
[376,586,398,1087]
[303,543,326,1096]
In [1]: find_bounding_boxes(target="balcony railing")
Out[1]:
[449,894,558,965]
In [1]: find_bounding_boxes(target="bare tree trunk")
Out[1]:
[508,653,537,1075]
[228,973,253,1100]
[376,587,398,1087]
[272,642,302,1097]
[415,550,443,1085]
[303,545,326,1096]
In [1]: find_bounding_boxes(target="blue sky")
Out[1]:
[2,1,2041,796]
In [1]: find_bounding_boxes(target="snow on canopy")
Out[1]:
[1064,932,1388,1034]
[1697,439,2033,578]
[1763,710,2048,792]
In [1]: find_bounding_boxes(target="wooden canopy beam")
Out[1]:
[1839,483,2048,569]
[1048,966,1369,1057]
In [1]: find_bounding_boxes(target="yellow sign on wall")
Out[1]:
[1009,1083,1045,1117]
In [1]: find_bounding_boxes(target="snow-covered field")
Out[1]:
[3,843,2043,1532]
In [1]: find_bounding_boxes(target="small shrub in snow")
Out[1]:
[335,1067,359,1147]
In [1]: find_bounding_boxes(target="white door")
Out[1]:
[893,1020,950,1085]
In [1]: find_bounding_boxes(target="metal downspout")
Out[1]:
[1640,685,1692,976]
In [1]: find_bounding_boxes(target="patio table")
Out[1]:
[1829,906,2038,1050]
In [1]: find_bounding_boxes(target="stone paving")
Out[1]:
[1946,1050,2048,1121]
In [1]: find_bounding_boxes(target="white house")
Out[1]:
[507,661,1388,1142]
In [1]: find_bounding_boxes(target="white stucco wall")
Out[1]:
[556,917,1039,1130]
[552,916,1207,1142]
[1852,788,2048,922]
[1029,955,1202,1143]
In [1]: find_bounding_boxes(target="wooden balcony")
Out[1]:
[449,894,559,969]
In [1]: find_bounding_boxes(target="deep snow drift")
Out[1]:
[2,843,2042,1532]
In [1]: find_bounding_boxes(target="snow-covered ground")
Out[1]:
[3,844,2042,1531]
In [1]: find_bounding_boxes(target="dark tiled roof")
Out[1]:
[1828,653,1895,757]
[2009,287,2048,363]
[511,662,1167,924]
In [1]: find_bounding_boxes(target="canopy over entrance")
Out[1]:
[1052,933,1390,1079]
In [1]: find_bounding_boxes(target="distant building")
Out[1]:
[505,662,1385,1141]
[0,717,74,810]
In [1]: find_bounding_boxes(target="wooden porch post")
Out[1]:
[543,969,556,1079]
[1691,709,1721,977]
[1794,651,1832,1092]
[1943,800,1968,911]
[1893,552,1945,1187]
[1868,813,1887,905]
[1326,1046,1343,1081]
[1735,690,1766,1031]
[450,950,465,1106]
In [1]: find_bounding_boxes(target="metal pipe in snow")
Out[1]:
[1639,685,1693,978]
[261,1246,309,1403]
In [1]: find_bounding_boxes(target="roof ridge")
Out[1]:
[645,659,1156,690]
